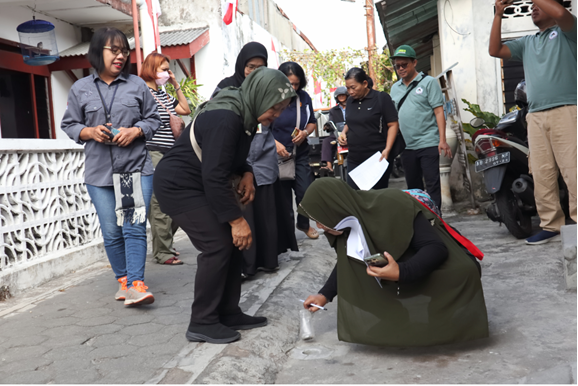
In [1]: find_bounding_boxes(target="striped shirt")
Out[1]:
[146,87,179,152]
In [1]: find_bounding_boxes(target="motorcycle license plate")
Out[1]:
[475,152,511,173]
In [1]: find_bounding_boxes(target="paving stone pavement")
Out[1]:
[0,177,576,384]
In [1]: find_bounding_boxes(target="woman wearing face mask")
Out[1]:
[140,52,191,266]
[153,68,296,343]
[61,27,162,306]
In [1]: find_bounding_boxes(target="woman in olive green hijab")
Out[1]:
[154,68,296,344]
[300,178,488,347]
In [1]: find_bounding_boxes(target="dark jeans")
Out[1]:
[401,146,441,209]
[346,156,393,190]
[321,133,336,164]
[171,205,243,324]
[280,143,314,230]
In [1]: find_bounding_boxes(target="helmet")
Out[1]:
[334,86,347,103]
[514,80,527,108]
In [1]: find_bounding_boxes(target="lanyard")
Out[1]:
[95,81,119,123]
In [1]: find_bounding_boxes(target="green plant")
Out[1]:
[166,77,205,113]
[461,98,501,128]
[280,48,396,104]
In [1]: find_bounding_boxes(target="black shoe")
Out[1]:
[185,322,241,344]
[220,313,268,330]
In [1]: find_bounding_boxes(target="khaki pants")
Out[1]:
[527,105,577,232]
[149,150,180,263]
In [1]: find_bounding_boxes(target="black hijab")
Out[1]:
[217,42,268,89]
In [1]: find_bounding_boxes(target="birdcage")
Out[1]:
[17,18,59,66]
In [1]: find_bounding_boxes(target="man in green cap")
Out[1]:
[489,0,576,245]
[389,44,452,210]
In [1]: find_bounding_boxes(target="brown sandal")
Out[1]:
[162,257,183,265]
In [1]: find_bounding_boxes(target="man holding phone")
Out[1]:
[489,0,577,245]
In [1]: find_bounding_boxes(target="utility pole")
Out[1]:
[365,0,377,82]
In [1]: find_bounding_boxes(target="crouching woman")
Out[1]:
[301,178,488,347]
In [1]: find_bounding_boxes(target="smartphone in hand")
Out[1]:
[364,253,388,268]
[291,128,300,138]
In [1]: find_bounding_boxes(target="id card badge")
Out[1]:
[256,124,263,134]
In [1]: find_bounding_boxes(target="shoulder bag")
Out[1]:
[150,90,186,140]
[382,73,427,161]
[189,115,245,210]
[278,94,300,181]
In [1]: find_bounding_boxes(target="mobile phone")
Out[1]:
[291,128,300,138]
[364,253,388,268]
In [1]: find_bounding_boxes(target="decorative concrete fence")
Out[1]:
[0,139,104,295]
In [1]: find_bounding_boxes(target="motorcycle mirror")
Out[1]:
[470,117,485,128]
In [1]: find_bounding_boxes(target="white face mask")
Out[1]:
[155,71,170,86]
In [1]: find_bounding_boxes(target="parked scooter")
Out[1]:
[319,121,348,181]
[472,80,568,239]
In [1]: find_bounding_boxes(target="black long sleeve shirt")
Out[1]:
[153,109,252,223]
[319,212,448,302]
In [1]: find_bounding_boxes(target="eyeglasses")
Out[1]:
[394,63,410,70]
[103,46,130,57]
[245,64,264,71]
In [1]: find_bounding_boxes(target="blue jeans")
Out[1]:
[86,175,153,284]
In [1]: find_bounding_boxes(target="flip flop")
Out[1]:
[297,226,319,239]
[162,257,183,265]
[171,248,180,257]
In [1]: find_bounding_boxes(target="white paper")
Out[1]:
[347,151,389,191]
[333,216,382,288]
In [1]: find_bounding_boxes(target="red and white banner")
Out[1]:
[223,0,238,25]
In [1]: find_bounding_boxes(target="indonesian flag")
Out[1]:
[146,0,162,52]
[223,0,238,25]
[271,38,279,67]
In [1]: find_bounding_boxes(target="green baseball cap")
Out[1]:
[392,45,416,59]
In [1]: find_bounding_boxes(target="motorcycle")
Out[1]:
[472,80,569,239]
[317,121,348,181]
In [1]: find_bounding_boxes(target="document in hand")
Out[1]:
[347,151,389,191]
[333,216,382,288]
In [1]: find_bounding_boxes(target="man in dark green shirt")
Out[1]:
[489,0,577,245]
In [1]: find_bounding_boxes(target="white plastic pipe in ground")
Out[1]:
[439,124,459,216]
[137,0,155,59]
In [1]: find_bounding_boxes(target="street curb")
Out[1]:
[193,238,336,384]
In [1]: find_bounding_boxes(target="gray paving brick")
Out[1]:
[0,355,52,374]
[127,331,176,347]
[0,345,51,364]
[0,320,47,337]
[150,313,188,326]
[114,314,155,326]
[96,355,172,384]
[149,305,186,315]
[2,334,48,348]
[88,343,135,360]
[41,316,82,328]
[119,322,164,336]
[0,369,51,384]
[43,325,90,338]
[51,367,101,384]
[72,307,114,319]
[76,315,118,327]
[42,343,95,361]
[89,333,130,348]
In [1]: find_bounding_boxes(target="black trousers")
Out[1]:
[172,205,242,324]
[346,156,393,190]
[400,146,442,209]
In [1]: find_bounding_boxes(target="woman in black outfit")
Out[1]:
[212,42,298,277]
[153,68,296,344]
[338,68,399,190]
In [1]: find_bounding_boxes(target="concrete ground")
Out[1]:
[0,177,575,384]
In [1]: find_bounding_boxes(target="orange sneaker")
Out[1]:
[124,280,154,306]
[115,276,128,301]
